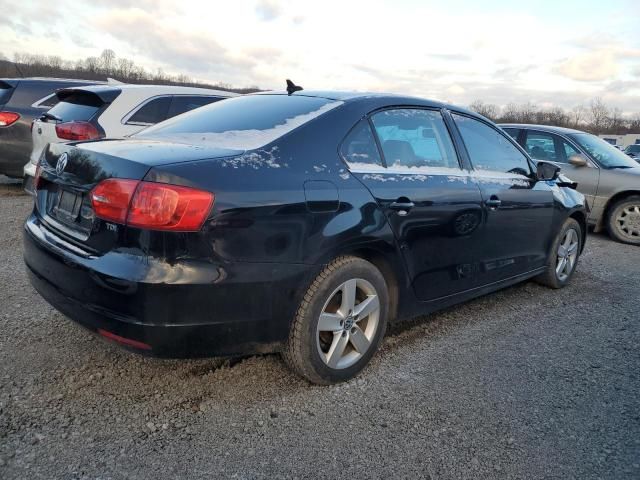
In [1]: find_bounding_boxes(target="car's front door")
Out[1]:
[342,108,485,301]
[522,129,600,210]
[451,114,555,285]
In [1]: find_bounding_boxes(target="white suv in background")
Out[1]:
[24,84,237,192]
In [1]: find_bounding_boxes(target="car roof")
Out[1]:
[499,123,586,135]
[75,84,237,96]
[0,77,104,84]
[253,90,481,116]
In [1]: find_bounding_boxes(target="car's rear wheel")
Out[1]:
[607,195,640,245]
[282,256,389,385]
[535,217,582,289]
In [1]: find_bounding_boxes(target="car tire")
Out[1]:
[535,217,582,289]
[282,256,389,385]
[606,195,640,246]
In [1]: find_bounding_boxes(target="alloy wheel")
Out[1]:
[316,278,380,369]
[615,204,640,239]
[556,228,579,282]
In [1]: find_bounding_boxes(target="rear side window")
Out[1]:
[371,109,459,170]
[453,114,530,176]
[137,95,343,150]
[340,120,383,169]
[525,131,559,162]
[127,96,172,125]
[0,82,14,106]
[167,96,222,119]
[48,93,104,122]
[34,93,59,109]
[503,128,520,141]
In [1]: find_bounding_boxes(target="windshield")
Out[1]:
[136,94,343,150]
[570,133,639,169]
[626,145,640,153]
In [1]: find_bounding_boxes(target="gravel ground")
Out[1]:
[1,182,639,480]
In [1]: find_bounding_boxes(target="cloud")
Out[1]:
[93,8,254,80]
[255,0,282,22]
[554,49,620,82]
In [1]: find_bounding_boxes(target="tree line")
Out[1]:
[468,99,640,135]
[0,49,259,94]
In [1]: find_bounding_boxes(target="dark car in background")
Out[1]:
[0,77,102,177]
[501,124,640,245]
[624,144,640,161]
[24,91,586,384]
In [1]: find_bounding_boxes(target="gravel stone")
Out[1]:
[1,183,639,479]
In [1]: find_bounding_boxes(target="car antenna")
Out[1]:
[286,79,303,95]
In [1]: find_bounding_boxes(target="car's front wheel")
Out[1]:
[282,256,389,385]
[607,195,640,245]
[535,217,582,289]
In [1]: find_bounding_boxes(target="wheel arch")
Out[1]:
[602,190,640,225]
[336,245,405,324]
[568,209,587,253]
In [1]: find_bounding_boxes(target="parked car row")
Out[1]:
[3,75,636,383]
[0,77,236,185]
[0,77,103,177]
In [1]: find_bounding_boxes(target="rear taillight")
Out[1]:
[90,179,214,232]
[91,179,140,224]
[34,164,43,191]
[0,111,20,126]
[55,121,102,141]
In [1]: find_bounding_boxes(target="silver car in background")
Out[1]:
[501,124,640,245]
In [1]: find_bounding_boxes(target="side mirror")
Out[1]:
[536,161,561,181]
[568,155,588,167]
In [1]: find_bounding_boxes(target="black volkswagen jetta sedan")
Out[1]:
[24,90,587,384]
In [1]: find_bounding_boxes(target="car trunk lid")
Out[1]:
[34,140,242,253]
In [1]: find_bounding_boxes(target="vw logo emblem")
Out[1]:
[56,153,69,175]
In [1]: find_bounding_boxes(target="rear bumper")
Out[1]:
[24,214,314,357]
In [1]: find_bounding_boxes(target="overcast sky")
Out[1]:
[1,0,639,113]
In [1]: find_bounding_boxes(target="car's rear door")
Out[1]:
[522,129,600,209]
[343,107,485,301]
[450,113,555,285]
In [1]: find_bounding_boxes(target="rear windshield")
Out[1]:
[47,92,104,122]
[0,84,14,106]
[136,94,343,150]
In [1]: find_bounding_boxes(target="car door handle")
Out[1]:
[389,199,415,216]
[389,200,415,210]
[485,196,502,209]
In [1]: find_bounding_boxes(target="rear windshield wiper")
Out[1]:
[40,112,62,122]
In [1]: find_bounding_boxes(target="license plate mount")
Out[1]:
[54,189,82,223]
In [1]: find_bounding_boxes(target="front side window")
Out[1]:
[453,113,530,176]
[127,96,172,125]
[340,120,383,168]
[370,109,459,170]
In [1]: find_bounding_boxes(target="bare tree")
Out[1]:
[589,97,610,133]
[469,100,499,120]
